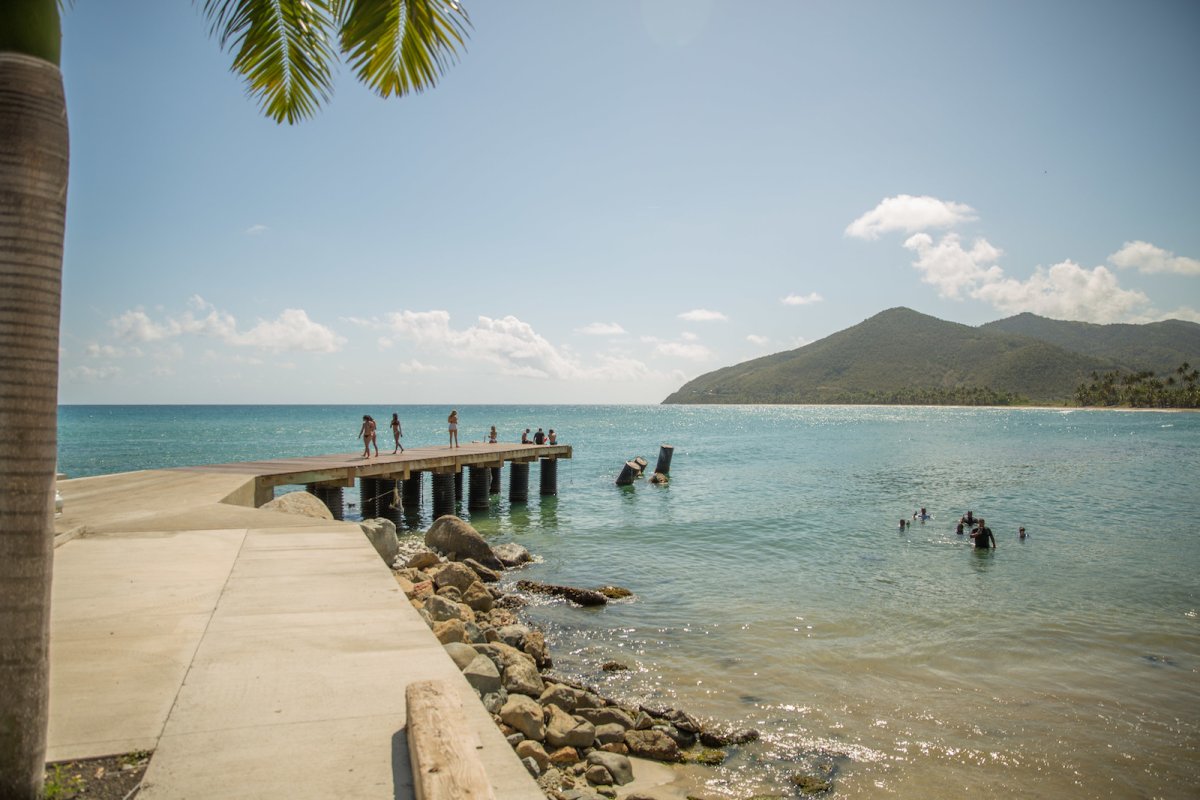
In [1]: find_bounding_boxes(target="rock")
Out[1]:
[424,594,471,623]
[648,472,668,484]
[585,751,633,786]
[501,694,546,741]
[576,707,635,729]
[482,690,507,715]
[699,727,760,747]
[260,491,334,520]
[790,773,833,794]
[633,712,655,730]
[660,708,701,733]
[680,748,727,766]
[432,618,468,644]
[547,745,580,766]
[516,580,607,607]
[523,628,550,668]
[461,654,501,695]
[359,518,400,565]
[593,723,626,746]
[521,756,540,777]
[442,642,478,671]
[516,739,551,771]
[495,593,527,609]
[539,683,582,712]
[435,585,462,602]
[657,724,696,749]
[503,657,546,698]
[595,585,633,599]
[493,541,533,566]
[545,704,597,749]
[600,661,630,672]
[463,620,487,644]
[425,516,503,570]
[405,549,441,570]
[429,561,480,593]
[585,765,613,786]
[462,558,501,583]
[623,729,680,762]
[535,767,563,793]
[598,742,628,755]
[462,581,495,612]
[496,624,534,649]
[474,642,538,677]
[576,691,602,709]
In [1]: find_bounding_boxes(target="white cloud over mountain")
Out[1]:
[1109,240,1200,275]
[845,194,977,240]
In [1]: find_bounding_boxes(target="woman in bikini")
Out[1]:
[390,413,403,454]
[448,410,459,448]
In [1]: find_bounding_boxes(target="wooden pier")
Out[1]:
[174,442,572,517]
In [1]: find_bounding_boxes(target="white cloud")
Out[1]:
[85,343,142,358]
[903,232,1005,299]
[678,308,727,322]
[972,260,1151,323]
[110,297,345,353]
[746,334,770,346]
[1108,241,1200,276]
[680,331,698,341]
[845,194,977,240]
[654,341,712,361]
[577,322,627,336]
[68,365,122,381]
[245,224,269,235]
[781,292,824,306]
[359,310,655,382]
[396,359,444,374]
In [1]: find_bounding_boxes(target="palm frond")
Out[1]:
[335,0,470,98]
[200,0,338,124]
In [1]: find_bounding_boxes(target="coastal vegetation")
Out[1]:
[663,307,1199,408]
[0,3,468,797]
[1074,363,1200,408]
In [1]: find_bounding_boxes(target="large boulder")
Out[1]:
[500,694,546,741]
[359,518,400,566]
[461,654,502,695]
[493,542,533,567]
[576,707,635,729]
[261,491,334,520]
[442,642,478,671]
[405,550,442,570]
[623,729,680,762]
[425,516,503,569]
[461,581,494,612]
[545,705,596,749]
[428,561,479,593]
[586,751,633,786]
[502,657,545,698]
[424,594,472,624]
[515,580,607,607]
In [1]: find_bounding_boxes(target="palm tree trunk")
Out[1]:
[0,49,68,799]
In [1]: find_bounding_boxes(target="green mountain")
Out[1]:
[662,307,1129,405]
[980,313,1200,375]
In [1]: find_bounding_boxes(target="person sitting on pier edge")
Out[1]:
[548,429,557,445]
[971,518,996,549]
[521,428,532,444]
[534,427,546,445]
[488,425,498,444]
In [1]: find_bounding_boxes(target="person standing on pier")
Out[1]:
[358,415,378,457]
[390,413,404,454]
[448,409,459,448]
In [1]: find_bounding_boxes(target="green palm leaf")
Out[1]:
[201,0,337,124]
[335,0,470,98]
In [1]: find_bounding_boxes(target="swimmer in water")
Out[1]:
[1019,526,1027,539]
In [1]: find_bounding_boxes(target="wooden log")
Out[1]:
[615,460,639,486]
[406,679,496,800]
[516,580,608,607]
[654,444,674,476]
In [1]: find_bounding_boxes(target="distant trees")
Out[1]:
[829,386,1027,406]
[1074,363,1200,408]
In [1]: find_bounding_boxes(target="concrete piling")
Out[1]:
[509,462,530,504]
[432,472,456,519]
[539,458,558,496]
[468,465,490,511]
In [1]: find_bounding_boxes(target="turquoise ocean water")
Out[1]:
[58,405,1199,798]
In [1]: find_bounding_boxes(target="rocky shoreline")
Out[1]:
[390,515,833,800]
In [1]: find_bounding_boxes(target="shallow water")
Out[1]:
[59,405,1200,798]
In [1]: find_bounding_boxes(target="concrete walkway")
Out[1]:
[49,469,544,799]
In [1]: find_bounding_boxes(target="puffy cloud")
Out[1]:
[972,261,1151,323]
[782,292,824,306]
[845,194,977,240]
[746,334,770,346]
[678,308,728,322]
[903,233,1005,299]
[110,297,345,353]
[245,224,268,235]
[68,365,122,381]
[1108,240,1200,276]
[85,343,141,358]
[577,322,627,335]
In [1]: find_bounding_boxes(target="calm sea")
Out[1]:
[58,405,1200,798]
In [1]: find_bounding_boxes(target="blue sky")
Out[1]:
[58,0,1200,404]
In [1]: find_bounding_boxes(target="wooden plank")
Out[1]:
[406,679,496,800]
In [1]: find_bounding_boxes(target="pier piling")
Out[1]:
[539,458,558,496]
[509,462,530,504]
[402,471,423,510]
[468,465,490,511]
[432,472,456,519]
